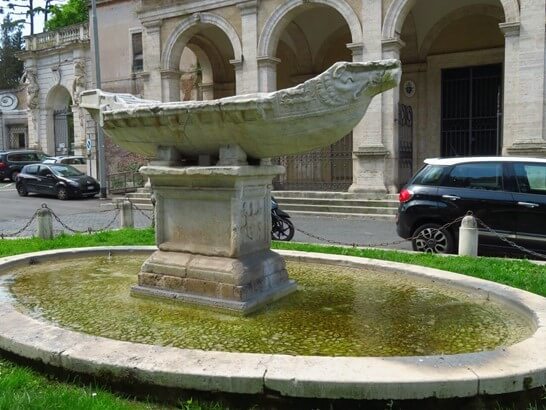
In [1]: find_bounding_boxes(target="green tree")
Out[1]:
[0,15,23,89]
[45,0,87,31]
[0,0,60,35]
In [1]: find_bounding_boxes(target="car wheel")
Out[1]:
[412,223,454,254]
[57,186,69,200]
[16,183,28,197]
[10,171,19,182]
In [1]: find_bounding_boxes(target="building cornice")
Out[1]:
[138,0,241,25]
[17,41,90,61]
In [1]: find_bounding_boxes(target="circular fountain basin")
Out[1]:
[0,246,545,402]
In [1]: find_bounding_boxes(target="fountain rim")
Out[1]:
[0,246,545,401]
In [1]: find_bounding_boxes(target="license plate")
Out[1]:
[87,186,95,190]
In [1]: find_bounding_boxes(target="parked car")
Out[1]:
[0,149,48,182]
[42,155,87,173]
[16,163,100,200]
[396,157,546,257]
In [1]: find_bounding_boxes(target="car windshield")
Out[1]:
[50,164,84,177]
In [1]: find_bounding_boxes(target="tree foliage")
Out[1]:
[45,0,87,31]
[0,0,60,35]
[0,14,23,89]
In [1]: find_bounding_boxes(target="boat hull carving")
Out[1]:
[80,59,401,159]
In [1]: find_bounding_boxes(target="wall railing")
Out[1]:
[25,23,89,51]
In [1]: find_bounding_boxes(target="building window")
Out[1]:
[132,32,143,72]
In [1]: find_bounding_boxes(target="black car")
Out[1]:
[0,150,48,182]
[16,163,100,200]
[396,157,546,257]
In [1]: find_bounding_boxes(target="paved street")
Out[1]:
[0,181,411,250]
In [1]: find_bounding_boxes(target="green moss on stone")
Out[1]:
[4,255,533,357]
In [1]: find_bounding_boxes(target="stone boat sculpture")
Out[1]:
[81,59,401,160]
[80,60,401,314]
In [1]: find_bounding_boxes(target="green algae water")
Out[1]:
[4,255,533,357]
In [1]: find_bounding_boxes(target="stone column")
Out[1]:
[507,0,546,156]
[239,1,259,94]
[161,70,182,102]
[349,0,389,195]
[230,59,244,95]
[257,56,280,92]
[499,22,520,153]
[142,21,163,101]
[382,38,404,193]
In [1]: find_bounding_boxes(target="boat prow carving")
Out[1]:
[80,59,401,160]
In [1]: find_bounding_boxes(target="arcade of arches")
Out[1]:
[134,0,545,193]
[22,0,543,193]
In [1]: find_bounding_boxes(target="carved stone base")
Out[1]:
[134,164,297,314]
[132,249,297,314]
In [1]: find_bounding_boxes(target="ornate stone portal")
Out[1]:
[81,59,401,314]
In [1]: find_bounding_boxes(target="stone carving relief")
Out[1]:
[51,64,62,86]
[241,199,264,242]
[72,60,86,105]
[22,68,39,110]
[0,93,18,111]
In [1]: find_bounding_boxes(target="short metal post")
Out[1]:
[459,214,478,257]
[120,200,134,228]
[37,208,54,239]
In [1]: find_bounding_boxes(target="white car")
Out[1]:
[42,156,88,173]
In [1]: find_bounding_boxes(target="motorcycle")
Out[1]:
[271,197,295,241]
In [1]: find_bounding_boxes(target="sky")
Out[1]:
[15,0,64,36]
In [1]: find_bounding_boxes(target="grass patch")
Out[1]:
[0,229,545,409]
[0,355,161,410]
[272,241,546,297]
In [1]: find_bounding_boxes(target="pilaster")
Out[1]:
[142,21,163,101]
[508,0,546,156]
[199,82,214,100]
[238,1,259,94]
[257,56,280,92]
[349,0,388,194]
[382,38,404,192]
[230,58,244,95]
[161,69,182,102]
[499,22,520,153]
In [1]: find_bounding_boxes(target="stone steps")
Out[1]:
[273,191,399,219]
[111,190,400,218]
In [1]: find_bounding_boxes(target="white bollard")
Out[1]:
[37,208,53,240]
[120,200,134,228]
[458,214,478,257]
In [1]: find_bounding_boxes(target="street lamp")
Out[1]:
[91,0,107,199]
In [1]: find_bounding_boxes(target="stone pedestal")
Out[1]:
[132,165,297,314]
[349,146,388,195]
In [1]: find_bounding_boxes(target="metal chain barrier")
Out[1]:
[0,210,39,238]
[294,217,465,249]
[474,217,546,260]
[46,204,121,234]
[128,200,153,222]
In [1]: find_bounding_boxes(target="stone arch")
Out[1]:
[162,12,242,71]
[258,0,362,58]
[419,5,505,59]
[45,85,73,156]
[382,0,520,40]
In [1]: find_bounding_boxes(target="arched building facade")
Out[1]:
[21,0,546,194]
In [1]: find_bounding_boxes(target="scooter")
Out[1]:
[271,197,295,241]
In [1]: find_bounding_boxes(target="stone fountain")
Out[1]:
[80,59,401,314]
